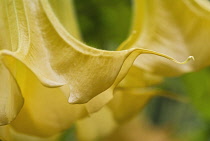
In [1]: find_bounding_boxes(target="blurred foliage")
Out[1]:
[182,67,210,121]
[60,126,77,141]
[181,67,210,141]
[145,67,210,141]
[74,0,132,50]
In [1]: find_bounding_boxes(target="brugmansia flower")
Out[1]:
[3,0,210,140]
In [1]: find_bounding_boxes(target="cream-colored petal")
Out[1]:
[120,0,208,76]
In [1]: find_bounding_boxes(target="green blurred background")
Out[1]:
[61,0,210,140]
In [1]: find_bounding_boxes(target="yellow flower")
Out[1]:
[0,0,198,140]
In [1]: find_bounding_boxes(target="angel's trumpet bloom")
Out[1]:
[0,0,194,140]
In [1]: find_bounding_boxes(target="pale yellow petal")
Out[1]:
[118,66,163,88]
[0,63,23,126]
[0,0,28,125]
[1,65,114,137]
[0,0,19,51]
[85,90,113,114]
[0,54,114,137]
[9,68,87,137]
[120,0,208,76]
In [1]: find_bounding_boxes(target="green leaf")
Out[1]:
[182,67,210,121]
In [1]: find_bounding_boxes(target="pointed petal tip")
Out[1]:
[68,93,80,104]
[138,49,195,65]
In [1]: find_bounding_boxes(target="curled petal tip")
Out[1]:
[189,56,195,61]
[139,49,195,65]
[179,56,195,64]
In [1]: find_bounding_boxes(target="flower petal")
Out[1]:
[118,66,163,88]
[0,64,115,137]
[0,63,23,126]
[8,69,87,137]
[0,0,189,105]
[120,0,208,76]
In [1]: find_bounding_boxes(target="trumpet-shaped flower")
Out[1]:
[0,0,201,140]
